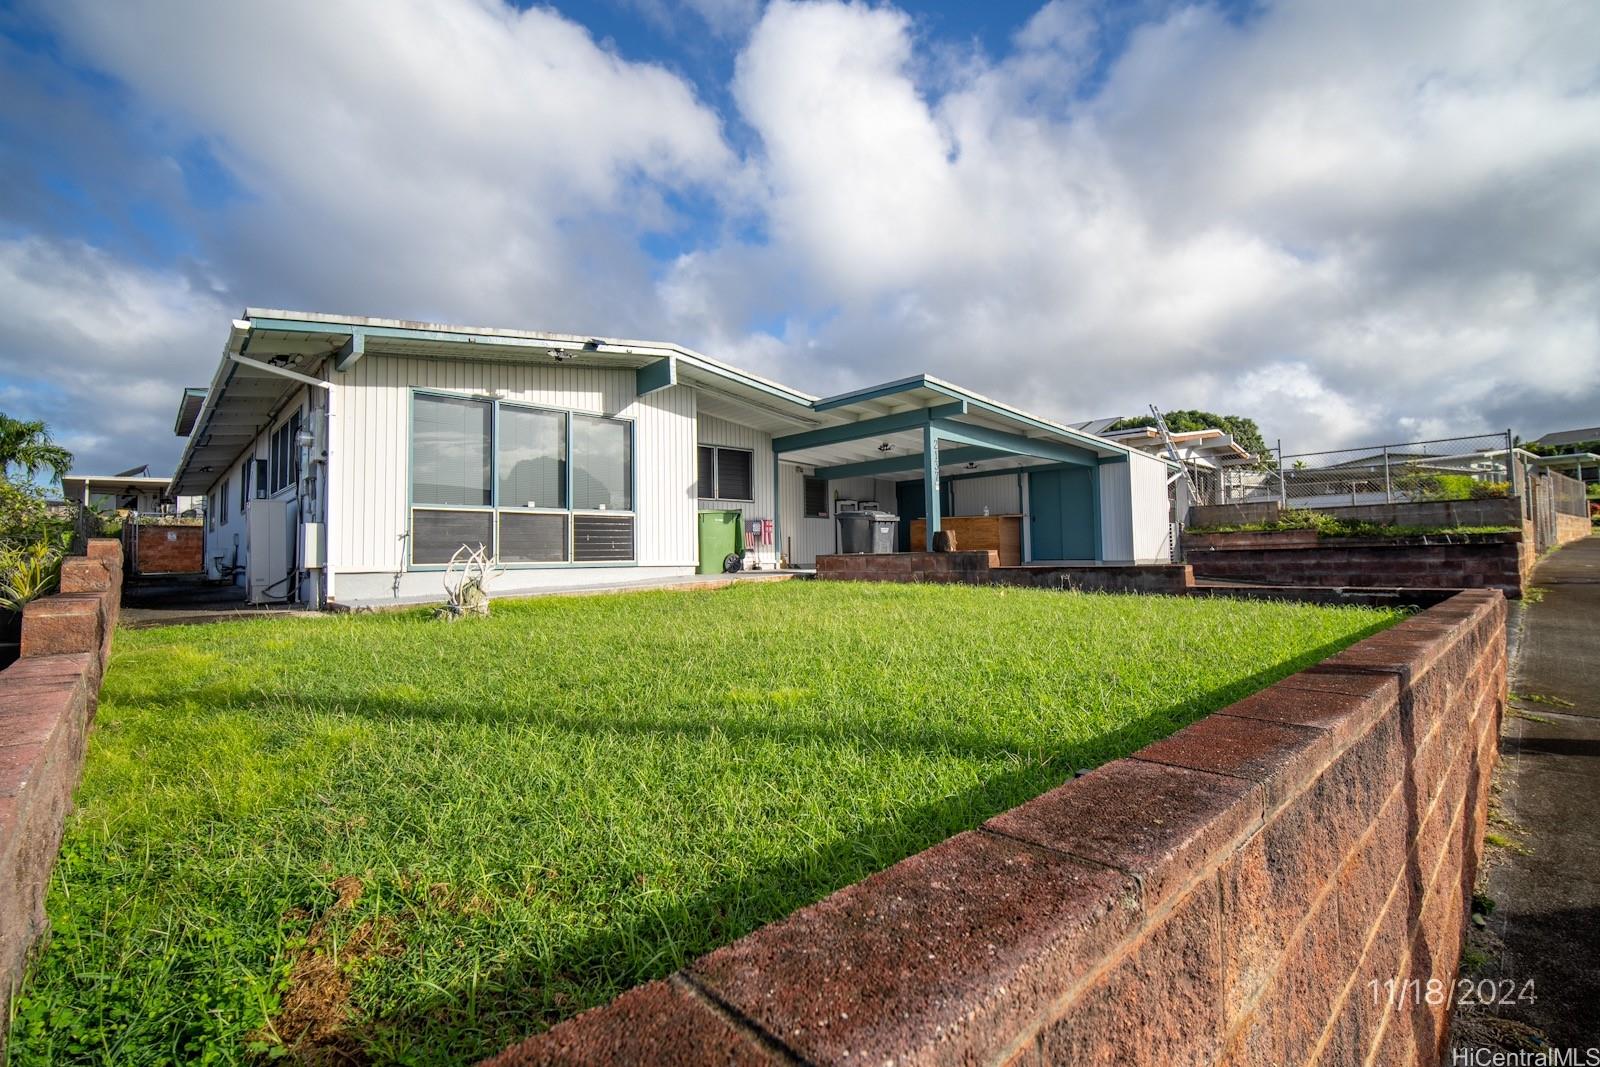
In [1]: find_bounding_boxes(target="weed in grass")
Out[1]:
[1484,831,1531,855]
[1516,691,1575,709]
[7,582,1401,1064]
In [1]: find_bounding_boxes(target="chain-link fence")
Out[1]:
[1214,431,1517,509]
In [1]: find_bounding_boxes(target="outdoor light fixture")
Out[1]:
[965,462,978,470]
[549,348,570,362]
[877,442,893,453]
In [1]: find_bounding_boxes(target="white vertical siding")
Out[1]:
[632,384,698,566]
[202,387,308,582]
[1127,451,1175,562]
[696,413,778,565]
[775,472,904,566]
[330,354,699,577]
[950,474,1022,516]
[1098,461,1134,562]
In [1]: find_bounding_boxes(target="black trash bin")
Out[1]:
[835,511,900,554]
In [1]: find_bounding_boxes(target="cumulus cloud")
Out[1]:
[0,237,228,473]
[35,0,734,329]
[4,0,1598,472]
[666,0,1600,448]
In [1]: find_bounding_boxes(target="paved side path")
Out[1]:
[1456,535,1600,1051]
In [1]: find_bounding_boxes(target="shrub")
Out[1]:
[0,541,64,613]
[1469,481,1510,499]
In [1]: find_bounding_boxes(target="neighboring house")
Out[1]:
[170,310,1174,608]
[60,466,198,515]
[1534,426,1600,449]
[1073,418,1256,514]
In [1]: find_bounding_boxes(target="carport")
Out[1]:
[770,376,1136,560]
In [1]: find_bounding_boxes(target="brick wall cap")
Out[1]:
[986,758,1261,910]
[479,978,787,1067]
[1132,713,1333,809]
[688,830,1138,1066]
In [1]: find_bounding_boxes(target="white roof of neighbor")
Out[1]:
[62,474,173,501]
[170,309,1147,493]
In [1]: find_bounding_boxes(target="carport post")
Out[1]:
[923,424,941,551]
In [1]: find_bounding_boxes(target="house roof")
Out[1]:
[62,474,173,504]
[170,309,1141,493]
[1535,426,1600,448]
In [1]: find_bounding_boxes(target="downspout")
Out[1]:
[323,368,336,606]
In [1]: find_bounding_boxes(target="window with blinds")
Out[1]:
[407,391,634,567]
[412,509,494,565]
[499,512,568,563]
[413,394,492,506]
[804,476,828,517]
[572,414,632,511]
[498,406,566,509]
[697,445,754,501]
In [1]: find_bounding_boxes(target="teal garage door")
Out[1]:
[1029,468,1097,560]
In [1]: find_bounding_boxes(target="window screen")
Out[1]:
[500,512,568,563]
[270,411,302,494]
[219,478,229,524]
[697,446,717,499]
[498,406,566,509]
[572,415,632,511]
[716,448,753,500]
[413,394,492,506]
[804,476,828,517]
[573,514,634,561]
[412,509,494,565]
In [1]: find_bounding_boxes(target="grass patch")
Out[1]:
[8,581,1401,1064]
[1187,508,1517,539]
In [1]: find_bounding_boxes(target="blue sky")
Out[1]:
[1,0,1597,478]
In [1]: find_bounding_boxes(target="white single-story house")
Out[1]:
[169,310,1176,607]
[61,466,200,516]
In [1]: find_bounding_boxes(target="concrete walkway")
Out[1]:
[1452,535,1600,1053]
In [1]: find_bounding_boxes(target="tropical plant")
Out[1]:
[0,542,64,613]
[1107,409,1274,469]
[0,413,73,488]
[0,480,71,551]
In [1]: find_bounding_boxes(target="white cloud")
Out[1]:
[667,0,1600,450]
[37,0,734,330]
[0,237,228,473]
[8,0,1600,465]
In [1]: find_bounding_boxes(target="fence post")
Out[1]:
[1383,446,1392,503]
[1505,429,1522,517]
[1276,439,1286,508]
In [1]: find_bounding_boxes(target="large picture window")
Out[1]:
[573,414,632,511]
[697,445,753,501]
[408,391,634,567]
[413,394,492,506]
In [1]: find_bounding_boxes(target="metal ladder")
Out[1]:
[1150,404,1202,503]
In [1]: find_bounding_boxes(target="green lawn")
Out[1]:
[8,582,1401,1065]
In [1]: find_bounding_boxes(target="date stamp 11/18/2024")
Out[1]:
[1370,976,1536,1012]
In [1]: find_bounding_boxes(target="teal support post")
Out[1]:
[772,451,782,567]
[923,424,941,551]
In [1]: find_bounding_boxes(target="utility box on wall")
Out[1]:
[246,498,290,604]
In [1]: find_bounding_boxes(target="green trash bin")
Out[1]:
[697,510,743,574]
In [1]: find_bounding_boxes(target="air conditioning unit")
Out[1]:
[246,498,290,604]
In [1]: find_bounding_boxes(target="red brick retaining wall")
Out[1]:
[1183,530,1528,597]
[124,523,204,575]
[815,551,1196,594]
[0,539,123,1047]
[486,589,1506,1067]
